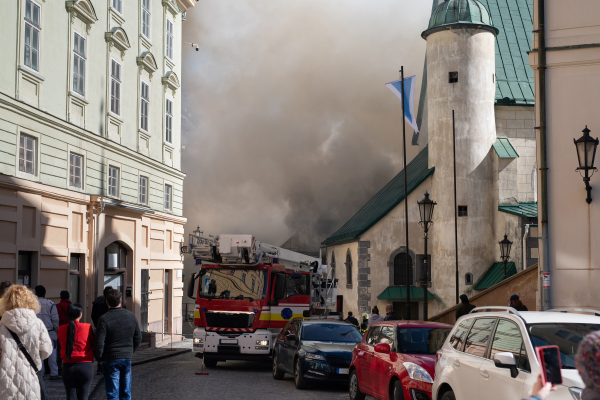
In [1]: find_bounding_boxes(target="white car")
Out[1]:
[432,307,600,400]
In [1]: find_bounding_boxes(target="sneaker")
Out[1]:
[50,375,62,381]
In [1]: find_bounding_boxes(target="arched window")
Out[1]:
[330,252,336,279]
[393,253,413,286]
[345,249,352,285]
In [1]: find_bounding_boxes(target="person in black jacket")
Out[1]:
[456,294,476,320]
[344,312,359,328]
[94,289,141,400]
[91,286,113,328]
[384,303,397,321]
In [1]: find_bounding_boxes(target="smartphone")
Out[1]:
[536,345,563,386]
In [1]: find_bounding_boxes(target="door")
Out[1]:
[456,318,496,400]
[479,319,528,400]
[140,269,150,332]
[18,251,33,287]
[360,326,381,395]
[373,326,395,398]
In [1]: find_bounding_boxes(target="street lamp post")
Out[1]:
[574,126,599,204]
[499,234,513,280]
[418,192,436,321]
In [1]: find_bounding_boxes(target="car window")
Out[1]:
[280,321,292,339]
[379,326,395,348]
[397,327,452,355]
[366,327,381,346]
[286,320,299,341]
[490,319,523,364]
[519,342,530,372]
[464,318,496,358]
[449,318,474,352]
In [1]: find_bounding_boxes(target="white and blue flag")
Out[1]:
[385,75,419,133]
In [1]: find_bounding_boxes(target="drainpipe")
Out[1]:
[94,198,105,300]
[537,0,550,310]
[522,224,531,272]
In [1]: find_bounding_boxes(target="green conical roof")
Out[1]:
[422,0,499,38]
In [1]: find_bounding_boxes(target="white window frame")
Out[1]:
[18,133,37,176]
[23,0,42,72]
[165,97,173,144]
[110,58,121,116]
[142,0,151,40]
[69,152,84,189]
[108,164,120,198]
[72,31,86,96]
[112,0,122,14]
[139,175,148,205]
[164,183,172,210]
[166,18,174,61]
[140,80,150,132]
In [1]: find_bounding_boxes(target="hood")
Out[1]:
[1,309,40,335]
[400,353,437,375]
[562,369,585,389]
[301,341,358,354]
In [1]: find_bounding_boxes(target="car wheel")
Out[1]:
[294,358,308,390]
[203,356,217,368]
[393,380,403,400]
[349,369,366,400]
[272,353,285,380]
[440,391,456,400]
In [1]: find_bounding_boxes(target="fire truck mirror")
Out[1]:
[273,274,286,301]
[186,272,197,299]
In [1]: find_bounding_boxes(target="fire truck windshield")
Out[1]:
[199,268,267,300]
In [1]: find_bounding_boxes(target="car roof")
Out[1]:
[299,318,354,326]
[370,320,454,329]
[462,311,600,325]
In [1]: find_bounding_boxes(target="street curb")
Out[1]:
[89,349,191,398]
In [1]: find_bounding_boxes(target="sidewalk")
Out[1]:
[45,339,192,399]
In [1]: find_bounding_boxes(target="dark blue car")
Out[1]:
[272,318,363,389]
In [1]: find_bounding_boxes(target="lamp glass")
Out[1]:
[499,235,512,260]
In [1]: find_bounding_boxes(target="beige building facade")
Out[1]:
[0,0,195,336]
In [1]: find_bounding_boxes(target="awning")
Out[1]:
[498,202,538,219]
[474,262,517,290]
[493,138,519,158]
[377,286,434,300]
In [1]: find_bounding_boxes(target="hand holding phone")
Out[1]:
[536,345,563,386]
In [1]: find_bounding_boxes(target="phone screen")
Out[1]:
[542,347,562,385]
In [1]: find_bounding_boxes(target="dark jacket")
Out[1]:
[57,299,72,326]
[512,304,529,312]
[91,296,109,328]
[94,307,142,362]
[456,302,476,320]
[345,316,359,327]
[384,311,398,321]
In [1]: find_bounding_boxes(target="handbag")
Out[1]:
[6,327,50,400]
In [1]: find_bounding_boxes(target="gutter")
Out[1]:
[94,198,105,300]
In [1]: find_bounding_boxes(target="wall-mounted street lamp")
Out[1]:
[418,191,436,321]
[574,126,599,204]
[499,234,513,280]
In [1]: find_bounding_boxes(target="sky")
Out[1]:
[180,0,433,249]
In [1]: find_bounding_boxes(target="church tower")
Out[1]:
[422,0,499,312]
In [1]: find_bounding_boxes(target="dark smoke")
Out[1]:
[181,0,431,249]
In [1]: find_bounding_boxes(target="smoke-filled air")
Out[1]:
[181,0,432,251]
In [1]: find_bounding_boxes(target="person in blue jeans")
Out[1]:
[93,289,141,400]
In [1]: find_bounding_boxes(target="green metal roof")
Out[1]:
[498,202,538,219]
[493,138,519,158]
[474,262,517,290]
[378,286,435,300]
[321,147,434,246]
[423,0,498,37]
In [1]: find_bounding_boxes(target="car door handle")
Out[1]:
[453,360,460,367]
[480,370,489,379]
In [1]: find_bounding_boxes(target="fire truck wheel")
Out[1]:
[272,353,285,380]
[203,356,218,368]
[294,358,307,390]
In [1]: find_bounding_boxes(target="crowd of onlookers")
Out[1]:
[0,282,142,400]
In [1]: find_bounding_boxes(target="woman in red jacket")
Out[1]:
[58,303,94,400]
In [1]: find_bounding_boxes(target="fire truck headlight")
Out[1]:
[194,338,203,344]
[256,340,269,346]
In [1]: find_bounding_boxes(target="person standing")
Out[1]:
[368,306,384,325]
[94,289,142,400]
[0,285,53,399]
[360,313,369,334]
[57,290,72,327]
[575,330,600,400]
[344,311,359,328]
[0,281,12,321]
[384,303,398,321]
[58,303,94,400]
[456,294,476,320]
[91,286,112,328]
[35,285,60,380]
[509,294,529,311]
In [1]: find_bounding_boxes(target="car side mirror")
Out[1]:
[285,334,297,342]
[374,343,391,354]
[493,352,519,378]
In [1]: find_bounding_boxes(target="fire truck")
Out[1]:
[184,227,338,367]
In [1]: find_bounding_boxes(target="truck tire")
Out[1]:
[294,358,308,390]
[349,369,366,400]
[441,391,456,400]
[203,356,217,368]
[272,353,284,380]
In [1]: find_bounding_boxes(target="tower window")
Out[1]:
[465,272,473,285]
[458,205,468,217]
[449,71,458,83]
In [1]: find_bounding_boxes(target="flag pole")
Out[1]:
[401,66,411,320]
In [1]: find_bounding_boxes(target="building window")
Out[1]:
[108,165,119,197]
[241,273,246,283]
[345,249,352,286]
[465,272,474,286]
[110,59,121,115]
[112,0,122,13]
[139,176,148,204]
[72,33,86,96]
[69,254,81,303]
[251,278,255,293]
[166,19,174,60]
[142,0,150,39]
[19,134,36,175]
[164,183,172,210]
[458,205,468,217]
[330,252,336,279]
[140,81,149,131]
[449,71,458,83]
[24,0,41,71]
[69,153,83,188]
[393,252,413,286]
[165,98,173,143]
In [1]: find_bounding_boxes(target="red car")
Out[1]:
[349,320,453,400]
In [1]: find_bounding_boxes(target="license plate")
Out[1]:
[219,339,238,344]
[337,368,349,375]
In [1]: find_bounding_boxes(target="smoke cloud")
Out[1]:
[181,0,432,249]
